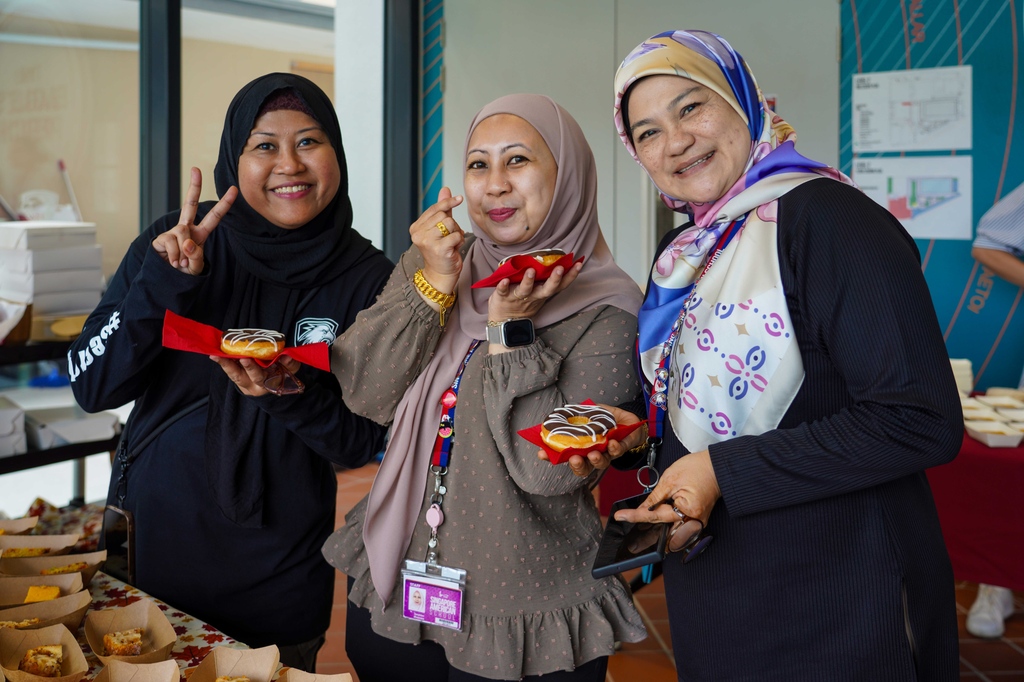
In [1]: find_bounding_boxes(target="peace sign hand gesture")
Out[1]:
[152,167,238,275]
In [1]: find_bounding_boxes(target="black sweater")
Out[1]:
[69,216,392,646]
[625,178,962,681]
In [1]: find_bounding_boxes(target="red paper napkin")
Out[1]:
[472,252,583,289]
[161,310,330,371]
[518,399,645,465]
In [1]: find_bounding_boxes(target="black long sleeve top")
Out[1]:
[69,215,392,646]
[623,178,962,681]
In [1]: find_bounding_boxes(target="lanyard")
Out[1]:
[431,340,481,468]
[425,340,481,566]
[644,219,742,443]
[635,220,740,584]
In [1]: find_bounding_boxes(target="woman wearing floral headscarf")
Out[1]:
[323,94,646,681]
[575,30,963,680]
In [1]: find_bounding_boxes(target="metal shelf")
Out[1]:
[0,434,120,475]
[0,340,119,478]
[0,341,72,366]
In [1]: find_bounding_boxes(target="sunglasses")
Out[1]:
[668,505,714,564]
[263,361,305,396]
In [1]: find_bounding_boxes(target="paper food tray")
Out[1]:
[85,598,176,666]
[0,590,90,631]
[279,669,352,682]
[0,574,83,609]
[187,646,280,682]
[92,659,180,682]
[995,408,1024,422]
[976,395,1024,410]
[0,551,107,587]
[960,407,1004,422]
[0,520,36,537]
[984,387,1024,401]
[964,420,1024,448]
[0,536,78,560]
[0,623,88,682]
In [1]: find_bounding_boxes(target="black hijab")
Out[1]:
[205,73,378,528]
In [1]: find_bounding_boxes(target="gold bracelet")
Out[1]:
[623,423,651,457]
[413,269,456,327]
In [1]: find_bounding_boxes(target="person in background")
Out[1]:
[323,93,647,681]
[69,73,392,671]
[567,30,963,680]
[965,179,1024,639]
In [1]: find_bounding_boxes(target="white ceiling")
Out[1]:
[0,0,334,58]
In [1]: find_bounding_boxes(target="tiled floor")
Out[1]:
[320,464,1024,681]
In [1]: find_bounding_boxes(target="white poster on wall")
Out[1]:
[852,65,972,153]
[852,155,973,240]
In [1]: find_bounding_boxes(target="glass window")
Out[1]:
[180,1,335,205]
[0,0,140,276]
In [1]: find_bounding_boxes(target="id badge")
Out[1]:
[401,559,467,631]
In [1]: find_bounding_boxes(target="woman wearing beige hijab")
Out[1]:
[323,94,647,681]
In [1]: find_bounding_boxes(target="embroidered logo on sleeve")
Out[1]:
[67,311,121,382]
[295,317,339,345]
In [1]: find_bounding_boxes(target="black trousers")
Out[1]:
[346,579,608,682]
[278,634,325,673]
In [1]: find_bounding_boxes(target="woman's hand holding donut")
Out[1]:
[488,261,584,325]
[410,186,465,298]
[537,405,647,477]
[152,167,237,275]
[613,450,720,552]
[210,355,301,397]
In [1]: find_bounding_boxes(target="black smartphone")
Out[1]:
[592,493,668,579]
[102,505,135,585]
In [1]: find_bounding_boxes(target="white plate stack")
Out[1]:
[0,396,26,458]
[963,392,1024,447]
[949,358,974,395]
[0,221,103,340]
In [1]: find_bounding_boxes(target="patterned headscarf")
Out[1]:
[614,30,855,451]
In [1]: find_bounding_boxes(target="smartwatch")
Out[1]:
[486,318,535,347]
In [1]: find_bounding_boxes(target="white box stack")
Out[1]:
[0,221,103,318]
[0,395,26,458]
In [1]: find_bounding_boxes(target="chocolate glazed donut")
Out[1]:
[541,404,616,452]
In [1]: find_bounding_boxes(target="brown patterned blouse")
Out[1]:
[322,244,647,679]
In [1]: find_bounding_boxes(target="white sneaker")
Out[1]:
[966,584,1015,638]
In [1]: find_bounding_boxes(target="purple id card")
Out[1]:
[401,573,464,630]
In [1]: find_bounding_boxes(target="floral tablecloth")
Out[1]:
[80,571,247,679]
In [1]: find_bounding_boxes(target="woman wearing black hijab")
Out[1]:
[69,73,393,670]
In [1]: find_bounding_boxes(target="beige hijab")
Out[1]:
[363,94,643,606]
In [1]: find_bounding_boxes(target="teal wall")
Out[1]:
[840,0,1024,389]
[420,0,444,212]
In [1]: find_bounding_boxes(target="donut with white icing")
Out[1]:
[499,249,566,267]
[540,404,617,452]
[220,328,286,360]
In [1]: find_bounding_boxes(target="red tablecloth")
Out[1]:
[927,433,1024,591]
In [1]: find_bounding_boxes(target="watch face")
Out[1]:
[502,319,535,347]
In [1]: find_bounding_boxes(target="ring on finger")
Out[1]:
[436,221,450,237]
[513,286,529,301]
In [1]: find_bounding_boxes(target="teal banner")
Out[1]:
[840,0,1024,389]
